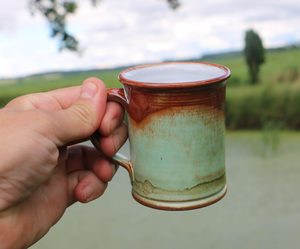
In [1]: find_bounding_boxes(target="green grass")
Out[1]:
[207,48,300,129]
[1,47,300,129]
[226,83,300,129]
[1,47,299,95]
[0,69,122,106]
[207,47,300,86]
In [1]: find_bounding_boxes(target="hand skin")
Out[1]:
[0,78,127,248]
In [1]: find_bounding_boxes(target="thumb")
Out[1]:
[51,78,107,146]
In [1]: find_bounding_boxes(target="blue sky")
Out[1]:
[0,0,299,78]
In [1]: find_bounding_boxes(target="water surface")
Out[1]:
[32,132,300,249]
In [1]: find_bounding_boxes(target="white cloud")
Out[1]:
[0,0,299,78]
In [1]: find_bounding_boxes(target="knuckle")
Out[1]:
[71,103,96,133]
[6,95,31,108]
[47,146,60,165]
[39,141,59,171]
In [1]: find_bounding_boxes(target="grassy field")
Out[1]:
[211,47,300,86]
[0,69,122,106]
[1,47,299,99]
[1,48,300,129]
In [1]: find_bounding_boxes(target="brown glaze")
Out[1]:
[108,62,228,125]
[124,83,225,124]
[107,88,128,108]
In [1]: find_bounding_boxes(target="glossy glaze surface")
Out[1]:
[106,62,230,210]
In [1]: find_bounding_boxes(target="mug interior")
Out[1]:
[120,62,230,86]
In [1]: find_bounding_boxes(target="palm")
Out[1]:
[19,161,69,236]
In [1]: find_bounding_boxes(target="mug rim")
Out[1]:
[118,62,231,89]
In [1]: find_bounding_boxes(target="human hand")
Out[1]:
[0,78,127,248]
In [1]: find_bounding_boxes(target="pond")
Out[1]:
[32,131,300,249]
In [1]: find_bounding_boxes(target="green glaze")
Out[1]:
[99,62,231,210]
[129,106,226,202]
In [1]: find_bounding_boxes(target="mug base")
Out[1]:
[132,185,227,211]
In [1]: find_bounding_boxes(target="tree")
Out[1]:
[244,29,265,84]
[29,0,180,52]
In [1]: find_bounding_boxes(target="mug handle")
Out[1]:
[90,88,134,183]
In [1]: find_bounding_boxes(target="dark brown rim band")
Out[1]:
[118,62,231,89]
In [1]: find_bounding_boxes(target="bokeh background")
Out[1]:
[1,0,300,248]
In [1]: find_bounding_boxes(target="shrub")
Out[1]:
[226,84,300,129]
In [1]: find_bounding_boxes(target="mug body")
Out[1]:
[119,62,230,210]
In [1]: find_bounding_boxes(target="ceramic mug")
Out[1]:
[91,62,231,211]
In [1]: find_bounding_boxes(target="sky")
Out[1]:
[0,0,299,78]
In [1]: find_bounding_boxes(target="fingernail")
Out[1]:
[83,185,93,202]
[80,82,98,99]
